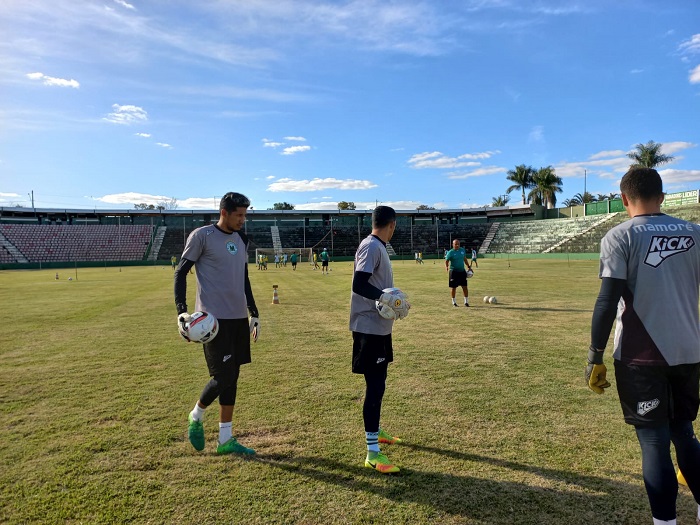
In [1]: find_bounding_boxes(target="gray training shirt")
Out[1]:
[349,234,394,336]
[182,225,249,320]
[599,213,700,366]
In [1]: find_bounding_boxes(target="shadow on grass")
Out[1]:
[495,305,591,313]
[253,444,672,523]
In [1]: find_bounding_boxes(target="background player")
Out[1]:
[350,205,405,474]
[586,167,700,525]
[444,239,472,307]
[174,192,261,456]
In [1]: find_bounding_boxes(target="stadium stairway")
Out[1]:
[271,226,283,253]
[0,230,28,263]
[147,226,167,261]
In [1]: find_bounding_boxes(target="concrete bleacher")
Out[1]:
[0,224,153,262]
[485,216,603,254]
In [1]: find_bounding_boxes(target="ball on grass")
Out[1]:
[483,296,490,303]
[488,296,498,304]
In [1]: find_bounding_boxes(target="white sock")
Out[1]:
[366,431,380,453]
[452,298,457,305]
[464,297,469,305]
[697,503,700,521]
[219,422,232,445]
[190,403,206,422]
[652,518,676,525]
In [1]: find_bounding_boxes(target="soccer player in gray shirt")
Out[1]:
[174,192,260,456]
[586,167,700,525]
[350,206,406,474]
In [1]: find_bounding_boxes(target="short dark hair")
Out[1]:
[372,205,396,229]
[620,167,663,202]
[220,192,250,212]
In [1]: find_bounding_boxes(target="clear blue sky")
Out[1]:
[1,0,699,211]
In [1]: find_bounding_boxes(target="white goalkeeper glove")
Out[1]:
[378,292,395,306]
[249,317,260,342]
[177,312,192,342]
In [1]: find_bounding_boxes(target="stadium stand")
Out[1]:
[0,224,153,262]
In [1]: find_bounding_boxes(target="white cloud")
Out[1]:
[679,34,700,55]
[284,136,306,141]
[659,169,700,185]
[26,72,79,88]
[447,166,506,179]
[267,177,377,192]
[95,192,170,205]
[528,125,544,142]
[589,150,626,160]
[408,150,500,169]
[0,192,20,198]
[103,104,148,124]
[690,64,700,84]
[134,132,151,138]
[281,145,311,155]
[660,141,696,155]
[262,138,284,148]
[114,0,135,9]
[155,142,172,148]
[266,175,276,180]
[179,198,220,209]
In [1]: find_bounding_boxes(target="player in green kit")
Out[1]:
[444,239,472,307]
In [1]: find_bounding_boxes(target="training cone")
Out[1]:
[677,469,687,486]
[272,285,280,304]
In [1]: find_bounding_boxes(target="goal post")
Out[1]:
[254,247,313,264]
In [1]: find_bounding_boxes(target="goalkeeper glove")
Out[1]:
[378,292,395,306]
[249,317,260,342]
[177,313,192,342]
[586,346,611,394]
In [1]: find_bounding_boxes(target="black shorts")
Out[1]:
[448,269,468,288]
[614,360,700,427]
[203,318,251,376]
[352,332,393,374]
[322,260,329,267]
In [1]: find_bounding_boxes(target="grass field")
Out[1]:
[1,259,697,524]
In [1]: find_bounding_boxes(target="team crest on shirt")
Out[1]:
[644,235,695,268]
[226,241,238,255]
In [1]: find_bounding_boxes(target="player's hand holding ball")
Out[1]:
[376,288,410,320]
[177,312,192,342]
[586,346,610,394]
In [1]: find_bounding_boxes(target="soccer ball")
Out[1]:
[376,287,410,320]
[483,296,490,303]
[488,296,498,304]
[186,311,219,343]
[466,269,474,278]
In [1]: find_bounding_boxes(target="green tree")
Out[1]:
[627,140,675,168]
[528,166,563,209]
[337,201,356,210]
[272,202,295,210]
[491,195,510,207]
[506,164,535,205]
[134,203,156,210]
[416,204,436,210]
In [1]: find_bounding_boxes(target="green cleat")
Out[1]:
[365,451,400,474]
[188,414,205,451]
[217,437,255,456]
[378,428,403,445]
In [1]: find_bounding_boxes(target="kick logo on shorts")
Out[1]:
[226,241,238,255]
[637,398,660,416]
[644,235,695,268]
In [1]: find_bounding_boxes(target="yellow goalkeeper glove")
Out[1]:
[586,346,611,394]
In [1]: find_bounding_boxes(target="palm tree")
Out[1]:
[492,195,510,207]
[627,140,675,168]
[528,166,563,209]
[506,164,535,205]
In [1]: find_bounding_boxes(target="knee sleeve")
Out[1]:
[199,367,240,407]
